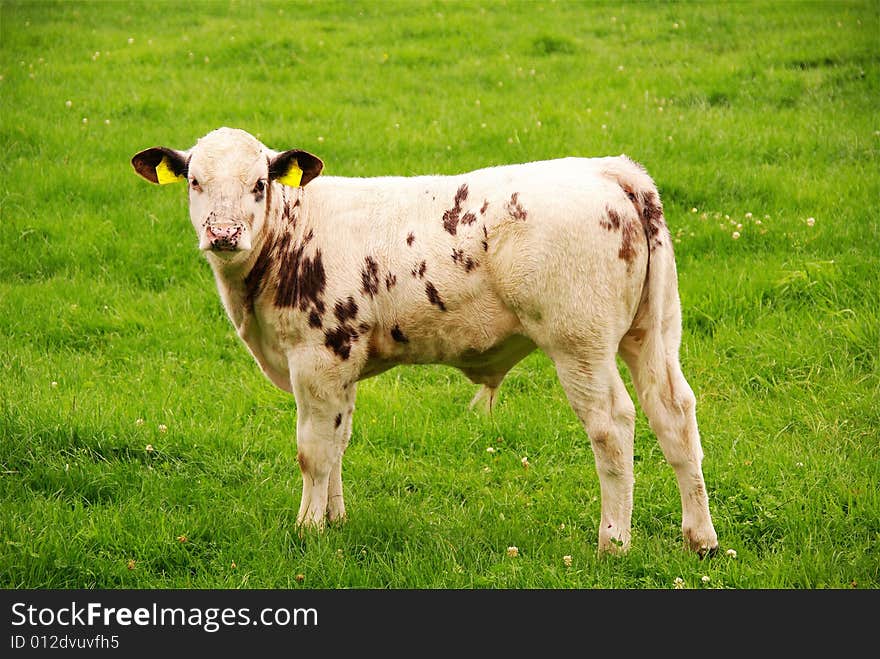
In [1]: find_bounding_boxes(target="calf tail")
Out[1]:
[600,155,677,340]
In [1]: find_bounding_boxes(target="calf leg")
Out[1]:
[290,359,354,530]
[620,331,718,555]
[554,353,636,554]
[327,384,356,522]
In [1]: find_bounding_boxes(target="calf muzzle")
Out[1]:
[204,223,243,251]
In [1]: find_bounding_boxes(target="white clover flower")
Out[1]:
[726,549,737,558]
[563,555,573,567]
[732,231,740,240]
[521,456,530,468]
[673,577,685,589]
[486,446,495,453]
[506,546,519,557]
[50,381,58,388]
[127,37,134,44]
[158,424,167,433]
[701,575,710,584]
[135,418,145,426]
[806,217,815,227]
[65,100,72,108]
[745,212,753,219]
[145,444,154,453]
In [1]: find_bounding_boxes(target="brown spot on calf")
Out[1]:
[506,192,528,221]
[385,273,397,290]
[639,190,666,248]
[361,256,380,297]
[619,218,639,265]
[411,260,427,279]
[274,230,327,317]
[281,197,300,227]
[451,248,479,272]
[425,281,447,311]
[334,296,359,323]
[601,206,622,231]
[390,325,409,343]
[622,181,667,250]
[442,183,469,235]
[244,231,276,311]
[324,324,359,360]
[406,232,415,246]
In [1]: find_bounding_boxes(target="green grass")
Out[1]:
[1,0,877,589]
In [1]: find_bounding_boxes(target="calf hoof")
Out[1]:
[598,526,631,555]
[327,496,347,524]
[295,514,327,536]
[684,526,719,558]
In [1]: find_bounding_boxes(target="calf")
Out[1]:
[131,127,718,555]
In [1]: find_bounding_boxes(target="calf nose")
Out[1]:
[205,224,242,248]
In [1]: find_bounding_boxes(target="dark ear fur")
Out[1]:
[131,147,188,184]
[268,149,324,187]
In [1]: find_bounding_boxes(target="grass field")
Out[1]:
[0,0,877,589]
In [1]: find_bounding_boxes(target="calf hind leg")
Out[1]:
[619,332,718,555]
[554,354,637,554]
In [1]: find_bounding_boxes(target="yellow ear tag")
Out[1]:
[277,159,303,188]
[155,155,185,185]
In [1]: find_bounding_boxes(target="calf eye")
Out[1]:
[253,179,266,195]
[190,178,201,191]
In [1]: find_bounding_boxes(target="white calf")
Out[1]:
[132,127,718,555]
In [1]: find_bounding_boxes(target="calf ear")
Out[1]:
[268,149,323,188]
[131,147,188,185]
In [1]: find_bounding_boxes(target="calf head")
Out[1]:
[131,127,323,263]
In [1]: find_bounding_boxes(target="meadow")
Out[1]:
[0,0,877,589]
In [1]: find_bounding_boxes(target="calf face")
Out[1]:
[132,127,322,262]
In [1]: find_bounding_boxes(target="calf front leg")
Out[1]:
[327,383,356,523]
[290,355,356,530]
